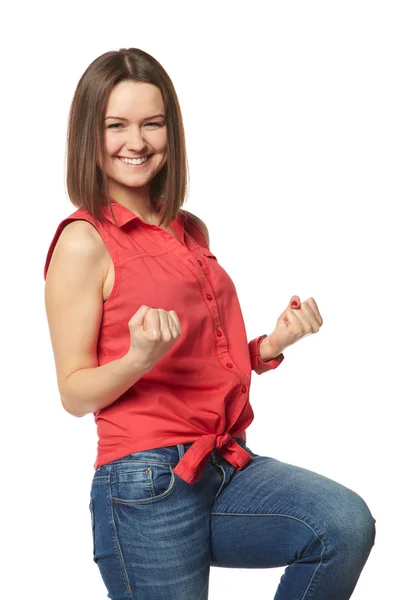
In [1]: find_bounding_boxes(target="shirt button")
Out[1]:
[216,329,222,337]
[206,293,213,301]
[197,260,203,266]
[226,362,233,368]
[241,385,247,393]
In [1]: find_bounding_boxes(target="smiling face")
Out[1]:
[97,80,168,202]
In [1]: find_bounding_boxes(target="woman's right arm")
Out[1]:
[44,221,149,418]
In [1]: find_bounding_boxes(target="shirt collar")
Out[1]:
[101,197,186,240]
[101,198,141,228]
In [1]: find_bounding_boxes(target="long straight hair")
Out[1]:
[65,48,189,228]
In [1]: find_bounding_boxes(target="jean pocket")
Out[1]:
[111,462,177,505]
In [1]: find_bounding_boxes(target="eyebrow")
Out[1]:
[104,114,165,121]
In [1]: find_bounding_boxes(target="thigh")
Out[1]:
[210,444,376,569]
[89,449,222,600]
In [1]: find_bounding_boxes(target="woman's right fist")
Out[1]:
[127,305,182,372]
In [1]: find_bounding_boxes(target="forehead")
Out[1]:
[106,81,164,115]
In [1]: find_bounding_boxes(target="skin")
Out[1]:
[260,296,324,360]
[96,80,168,223]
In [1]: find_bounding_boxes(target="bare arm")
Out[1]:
[44,220,149,418]
[62,350,150,418]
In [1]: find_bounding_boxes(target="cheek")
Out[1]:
[104,135,119,156]
[153,130,168,152]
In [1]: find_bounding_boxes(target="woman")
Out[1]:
[44,48,376,599]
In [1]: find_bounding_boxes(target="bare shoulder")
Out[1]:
[183,210,210,247]
[59,219,105,251]
[55,219,108,280]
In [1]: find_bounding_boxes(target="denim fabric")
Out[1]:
[89,438,376,599]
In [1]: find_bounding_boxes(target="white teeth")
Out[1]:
[118,156,149,165]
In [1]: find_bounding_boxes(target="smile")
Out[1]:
[116,154,154,168]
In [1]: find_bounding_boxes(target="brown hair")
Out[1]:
[65,48,189,228]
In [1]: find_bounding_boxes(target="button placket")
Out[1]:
[180,245,250,394]
[176,241,252,450]
[196,253,231,367]
[196,252,244,377]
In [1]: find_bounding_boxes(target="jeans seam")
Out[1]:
[210,512,324,541]
[89,500,96,560]
[300,550,324,600]
[210,511,325,599]
[109,485,134,598]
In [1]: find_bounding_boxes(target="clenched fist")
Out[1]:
[127,305,182,372]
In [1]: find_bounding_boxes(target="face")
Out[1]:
[97,80,168,198]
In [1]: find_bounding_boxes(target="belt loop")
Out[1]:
[177,444,185,460]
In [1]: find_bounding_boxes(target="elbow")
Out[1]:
[59,380,86,418]
[60,396,85,418]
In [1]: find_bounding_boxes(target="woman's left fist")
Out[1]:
[268,296,323,353]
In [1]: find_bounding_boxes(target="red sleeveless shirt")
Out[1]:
[44,199,284,484]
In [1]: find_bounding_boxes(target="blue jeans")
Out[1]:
[89,438,376,599]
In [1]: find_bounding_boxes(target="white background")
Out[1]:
[1,1,398,598]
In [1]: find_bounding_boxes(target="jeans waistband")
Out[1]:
[95,437,246,473]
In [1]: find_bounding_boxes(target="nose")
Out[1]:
[125,125,148,154]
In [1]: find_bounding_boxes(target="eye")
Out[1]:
[107,122,164,129]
